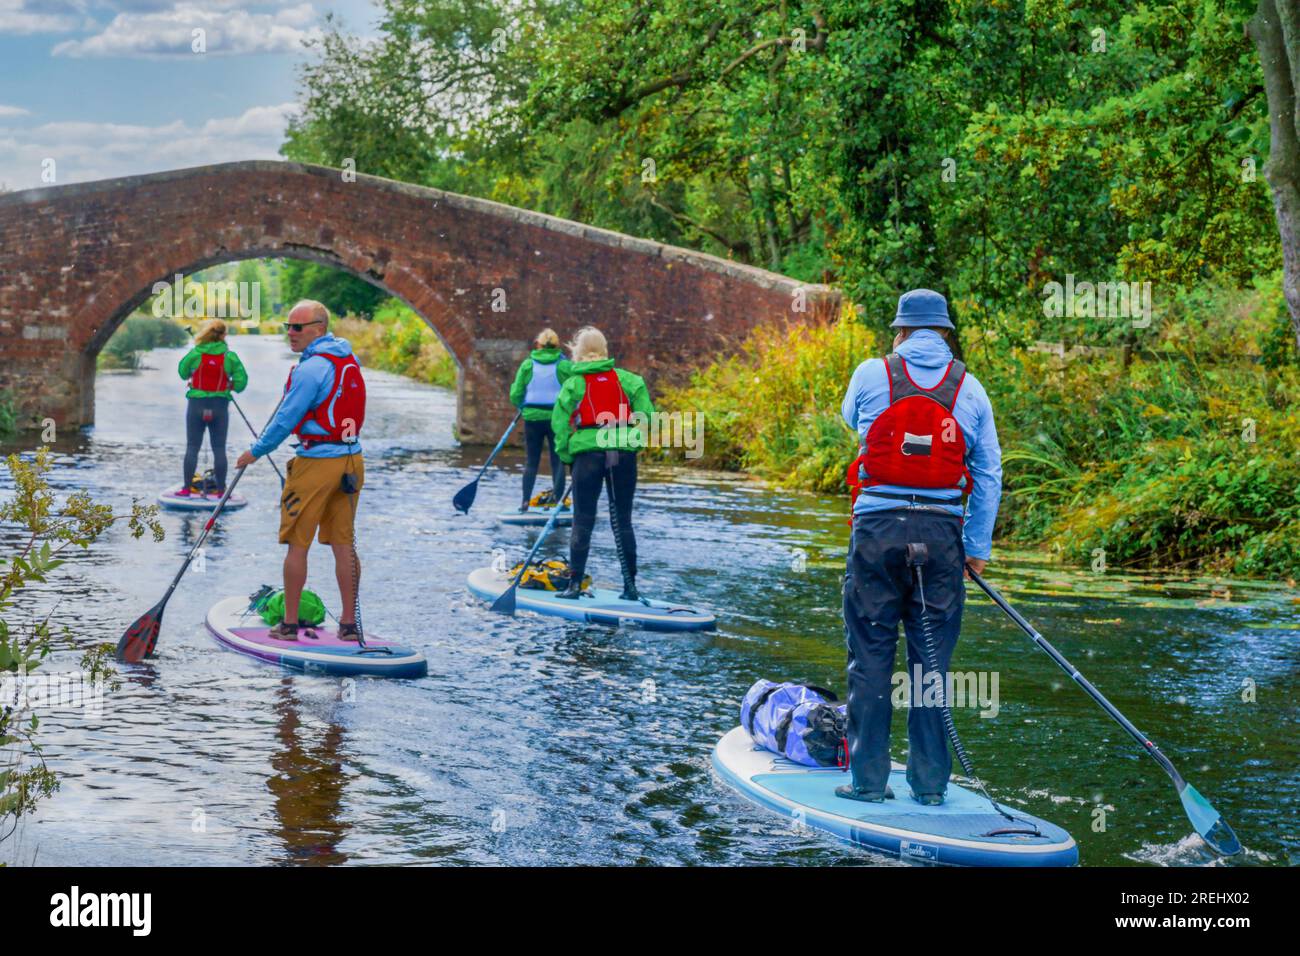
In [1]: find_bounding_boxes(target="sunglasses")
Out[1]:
[283,319,325,332]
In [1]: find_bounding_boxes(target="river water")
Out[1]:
[1,336,1295,866]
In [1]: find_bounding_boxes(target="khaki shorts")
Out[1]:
[279,453,365,548]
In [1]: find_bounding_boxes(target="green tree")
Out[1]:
[280,259,387,319]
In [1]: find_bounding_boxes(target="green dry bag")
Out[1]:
[253,587,327,627]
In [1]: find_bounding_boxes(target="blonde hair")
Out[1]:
[535,327,560,349]
[568,326,608,362]
[196,318,228,345]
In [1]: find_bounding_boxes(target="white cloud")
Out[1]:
[52,2,321,57]
[0,0,83,34]
[0,104,32,117]
[0,101,298,190]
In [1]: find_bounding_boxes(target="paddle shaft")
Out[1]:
[493,499,566,611]
[230,396,284,485]
[158,464,250,606]
[475,411,522,482]
[160,394,286,609]
[515,499,566,580]
[966,567,1183,785]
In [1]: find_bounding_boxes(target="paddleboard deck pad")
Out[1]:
[467,566,716,632]
[498,506,573,527]
[205,595,428,678]
[713,726,1077,867]
[158,488,248,512]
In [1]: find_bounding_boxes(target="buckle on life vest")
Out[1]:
[845,452,869,526]
[845,451,971,526]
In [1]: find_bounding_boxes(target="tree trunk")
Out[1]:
[1248,0,1300,352]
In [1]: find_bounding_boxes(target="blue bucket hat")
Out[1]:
[891,288,954,330]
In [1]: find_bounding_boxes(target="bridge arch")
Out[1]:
[0,161,839,441]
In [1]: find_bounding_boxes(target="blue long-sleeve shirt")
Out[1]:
[840,330,1002,560]
[251,334,364,459]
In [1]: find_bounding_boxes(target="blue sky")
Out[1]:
[0,1,380,190]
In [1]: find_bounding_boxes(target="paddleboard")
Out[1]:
[158,487,248,512]
[466,566,716,632]
[713,726,1078,867]
[205,595,428,679]
[498,505,573,527]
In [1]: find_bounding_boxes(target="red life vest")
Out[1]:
[286,353,366,448]
[846,354,972,515]
[189,352,230,393]
[572,370,630,428]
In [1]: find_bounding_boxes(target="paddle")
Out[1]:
[453,410,522,514]
[490,501,566,615]
[965,565,1242,856]
[116,464,250,663]
[230,396,284,487]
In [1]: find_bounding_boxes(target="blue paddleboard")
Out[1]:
[497,505,573,527]
[713,726,1078,867]
[158,486,247,512]
[467,566,716,631]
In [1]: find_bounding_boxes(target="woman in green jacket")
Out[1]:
[550,326,654,600]
[509,328,571,510]
[176,318,248,496]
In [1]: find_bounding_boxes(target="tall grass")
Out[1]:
[661,308,876,491]
[664,283,1300,579]
[333,301,457,389]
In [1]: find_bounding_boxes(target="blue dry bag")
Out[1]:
[740,680,847,768]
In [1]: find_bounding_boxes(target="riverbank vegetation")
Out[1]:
[334,302,457,389]
[0,449,164,855]
[277,0,1298,577]
[665,277,1300,578]
[97,317,190,371]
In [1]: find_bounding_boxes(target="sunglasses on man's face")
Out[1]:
[283,319,324,332]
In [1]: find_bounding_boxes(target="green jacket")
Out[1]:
[551,359,655,463]
[509,348,572,422]
[178,342,248,399]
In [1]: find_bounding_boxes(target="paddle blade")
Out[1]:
[490,584,518,616]
[116,603,164,663]
[452,479,478,514]
[1179,782,1241,856]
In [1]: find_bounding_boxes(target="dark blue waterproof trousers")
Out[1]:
[843,509,965,796]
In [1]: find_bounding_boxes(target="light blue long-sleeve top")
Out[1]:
[840,329,1002,560]
[251,333,364,460]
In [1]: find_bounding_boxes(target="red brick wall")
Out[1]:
[0,161,840,442]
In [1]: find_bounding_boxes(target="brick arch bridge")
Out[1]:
[0,161,838,442]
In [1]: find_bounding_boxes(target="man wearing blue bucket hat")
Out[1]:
[836,289,1002,806]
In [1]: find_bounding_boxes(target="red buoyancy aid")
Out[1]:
[572,370,630,428]
[846,354,972,514]
[189,352,231,393]
[286,353,366,448]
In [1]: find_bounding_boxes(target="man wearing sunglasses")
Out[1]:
[236,299,367,641]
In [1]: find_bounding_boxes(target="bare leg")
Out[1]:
[331,541,359,625]
[283,544,308,622]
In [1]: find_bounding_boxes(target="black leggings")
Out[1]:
[522,418,565,503]
[568,450,637,581]
[183,396,230,490]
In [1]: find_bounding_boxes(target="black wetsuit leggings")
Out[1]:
[183,396,230,490]
[522,418,566,503]
[568,449,637,582]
